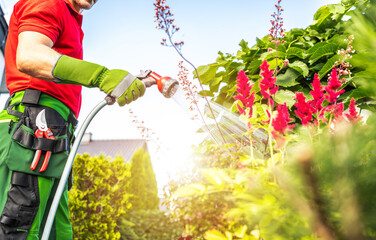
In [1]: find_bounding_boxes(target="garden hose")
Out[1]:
[41,71,179,240]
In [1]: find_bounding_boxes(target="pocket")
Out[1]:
[5,105,71,178]
[0,172,39,238]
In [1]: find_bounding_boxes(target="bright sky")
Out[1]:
[0,0,341,190]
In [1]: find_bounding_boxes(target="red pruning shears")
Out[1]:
[30,109,55,172]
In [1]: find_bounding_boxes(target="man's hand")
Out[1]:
[52,55,145,106]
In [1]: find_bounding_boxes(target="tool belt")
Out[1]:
[2,89,78,178]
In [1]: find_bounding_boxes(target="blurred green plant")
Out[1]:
[347,2,376,99]
[128,148,160,211]
[119,210,184,240]
[69,154,132,240]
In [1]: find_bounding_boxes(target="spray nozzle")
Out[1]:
[137,70,179,98]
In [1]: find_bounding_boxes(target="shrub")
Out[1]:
[128,148,159,210]
[69,154,132,240]
[119,210,184,240]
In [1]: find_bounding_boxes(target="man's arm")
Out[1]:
[16,31,145,105]
[16,31,61,81]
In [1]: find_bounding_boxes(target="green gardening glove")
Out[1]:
[52,55,145,106]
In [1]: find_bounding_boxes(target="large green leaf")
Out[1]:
[307,41,328,55]
[275,90,296,108]
[288,61,309,77]
[309,43,337,64]
[312,4,346,29]
[259,51,286,61]
[286,47,305,59]
[195,64,220,84]
[276,68,301,87]
[313,5,333,27]
[318,54,343,79]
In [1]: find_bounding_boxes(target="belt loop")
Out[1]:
[67,111,78,130]
[3,92,15,110]
[21,89,42,106]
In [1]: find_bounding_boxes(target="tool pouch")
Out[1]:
[4,89,76,178]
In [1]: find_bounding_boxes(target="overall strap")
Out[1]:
[4,89,41,118]
[4,89,78,128]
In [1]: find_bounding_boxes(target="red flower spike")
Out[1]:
[334,102,344,120]
[345,98,362,123]
[259,60,278,106]
[234,70,255,118]
[309,73,325,112]
[294,92,315,126]
[324,69,345,103]
[272,103,295,148]
[273,103,295,135]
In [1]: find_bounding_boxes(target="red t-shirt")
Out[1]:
[5,0,84,117]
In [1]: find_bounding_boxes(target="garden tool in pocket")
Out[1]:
[30,109,56,172]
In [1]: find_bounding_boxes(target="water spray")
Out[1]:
[41,70,179,240]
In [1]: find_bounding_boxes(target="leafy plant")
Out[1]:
[161,1,376,240]
[69,154,132,240]
[195,0,374,116]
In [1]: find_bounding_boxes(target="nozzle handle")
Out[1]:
[142,77,157,88]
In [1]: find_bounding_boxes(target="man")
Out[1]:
[0,0,145,239]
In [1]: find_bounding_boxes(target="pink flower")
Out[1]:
[273,103,295,134]
[322,103,344,122]
[334,102,344,120]
[272,103,295,148]
[294,92,315,126]
[309,73,324,112]
[260,60,279,106]
[324,69,345,103]
[345,98,362,123]
[234,70,255,118]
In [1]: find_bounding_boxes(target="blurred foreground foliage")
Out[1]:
[164,115,376,239]
[119,209,183,240]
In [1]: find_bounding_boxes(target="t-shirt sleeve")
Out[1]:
[15,0,63,43]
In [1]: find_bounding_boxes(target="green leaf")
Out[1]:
[288,28,305,37]
[307,41,327,55]
[318,54,343,79]
[268,59,284,71]
[256,37,267,49]
[195,64,220,84]
[276,68,301,87]
[309,43,337,64]
[288,61,309,77]
[313,5,333,27]
[259,51,286,61]
[247,60,262,74]
[204,230,228,240]
[234,225,248,238]
[286,47,304,59]
[239,39,249,52]
[275,90,296,108]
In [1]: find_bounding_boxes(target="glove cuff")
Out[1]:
[52,55,127,93]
